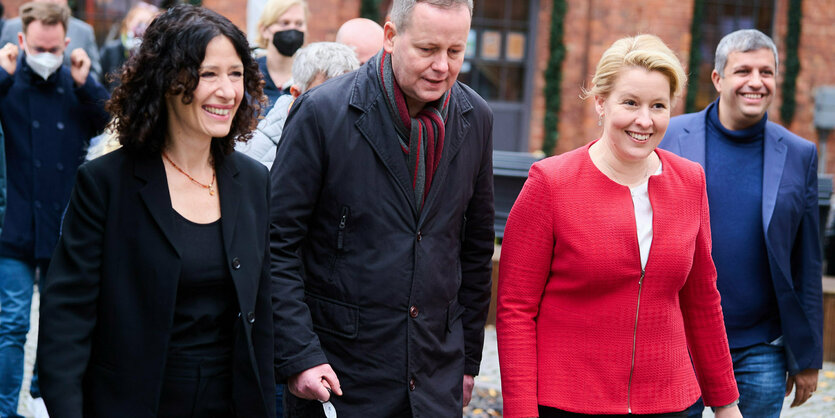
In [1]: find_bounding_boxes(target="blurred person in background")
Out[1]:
[335,17,383,65]
[0,0,101,80]
[254,0,308,112]
[237,41,359,169]
[36,5,274,417]
[0,2,108,417]
[497,34,741,418]
[99,1,158,92]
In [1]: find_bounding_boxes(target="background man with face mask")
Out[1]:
[271,0,494,416]
[0,2,108,417]
[0,0,102,82]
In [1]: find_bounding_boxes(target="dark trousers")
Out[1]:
[539,405,688,417]
[157,355,234,417]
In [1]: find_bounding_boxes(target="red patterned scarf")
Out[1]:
[376,50,451,208]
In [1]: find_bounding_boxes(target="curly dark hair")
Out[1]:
[107,4,265,159]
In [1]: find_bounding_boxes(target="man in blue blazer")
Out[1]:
[660,29,822,417]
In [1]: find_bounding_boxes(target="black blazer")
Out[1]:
[38,148,276,418]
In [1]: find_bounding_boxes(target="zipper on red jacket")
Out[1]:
[627,268,645,414]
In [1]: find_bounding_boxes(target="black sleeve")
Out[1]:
[38,163,106,418]
[270,94,330,381]
[459,106,495,376]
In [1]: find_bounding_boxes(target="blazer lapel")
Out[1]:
[135,154,181,257]
[353,90,419,216]
[217,155,241,262]
[419,84,472,223]
[678,123,707,169]
[762,126,787,230]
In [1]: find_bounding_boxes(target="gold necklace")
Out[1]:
[163,153,216,196]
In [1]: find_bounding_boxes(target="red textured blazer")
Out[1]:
[497,142,738,417]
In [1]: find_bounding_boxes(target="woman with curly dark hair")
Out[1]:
[36,4,275,417]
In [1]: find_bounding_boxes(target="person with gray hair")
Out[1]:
[290,41,359,95]
[237,42,358,168]
[270,0,493,416]
[713,29,778,81]
[660,28,822,417]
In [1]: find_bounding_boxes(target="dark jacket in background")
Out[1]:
[38,149,276,418]
[98,39,126,92]
[270,61,495,417]
[0,57,108,260]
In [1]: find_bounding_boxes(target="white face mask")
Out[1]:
[22,36,63,80]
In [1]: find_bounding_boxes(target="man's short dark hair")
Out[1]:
[20,1,70,34]
[107,4,266,159]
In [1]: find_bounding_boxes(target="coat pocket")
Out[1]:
[305,292,359,339]
[327,206,350,281]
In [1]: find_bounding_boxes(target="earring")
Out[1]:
[597,114,603,127]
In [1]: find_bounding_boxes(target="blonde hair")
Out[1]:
[583,34,687,101]
[255,0,309,49]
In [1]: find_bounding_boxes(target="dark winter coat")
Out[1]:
[270,61,495,417]
[0,57,109,260]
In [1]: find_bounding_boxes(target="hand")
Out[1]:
[786,368,818,407]
[69,48,91,86]
[714,405,742,418]
[0,43,18,75]
[287,363,343,402]
[463,374,475,407]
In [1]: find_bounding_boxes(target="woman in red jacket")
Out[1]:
[496,35,741,418]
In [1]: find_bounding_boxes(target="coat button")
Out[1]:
[246,311,255,324]
[32,120,40,129]
[416,231,422,241]
[56,122,65,130]
[409,305,419,318]
[409,378,416,391]
[231,257,241,270]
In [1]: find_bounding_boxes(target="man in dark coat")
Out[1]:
[0,2,108,416]
[270,0,494,416]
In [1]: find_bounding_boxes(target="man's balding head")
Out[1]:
[335,18,384,65]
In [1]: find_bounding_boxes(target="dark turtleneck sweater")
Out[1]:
[705,100,781,349]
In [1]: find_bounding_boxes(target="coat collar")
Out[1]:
[349,63,473,219]
[134,150,241,257]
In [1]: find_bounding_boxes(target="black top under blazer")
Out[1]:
[37,148,276,418]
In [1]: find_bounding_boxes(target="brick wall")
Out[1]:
[772,0,835,170]
[3,0,33,18]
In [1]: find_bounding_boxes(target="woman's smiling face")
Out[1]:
[166,35,244,141]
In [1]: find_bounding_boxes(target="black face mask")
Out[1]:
[272,29,304,57]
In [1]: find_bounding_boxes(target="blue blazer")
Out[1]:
[659,102,823,373]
